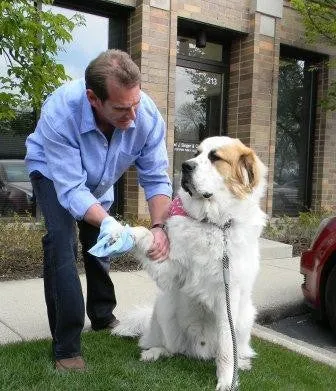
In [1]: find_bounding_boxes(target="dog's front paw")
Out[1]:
[131,226,154,253]
[140,347,171,362]
[238,357,251,371]
[216,376,238,391]
[108,224,124,242]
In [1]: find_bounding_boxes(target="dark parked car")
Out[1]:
[301,217,336,335]
[0,159,34,216]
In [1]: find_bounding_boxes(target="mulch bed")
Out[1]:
[0,253,140,281]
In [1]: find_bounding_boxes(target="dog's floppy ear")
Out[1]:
[236,146,260,190]
[215,139,262,198]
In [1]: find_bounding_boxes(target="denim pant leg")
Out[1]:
[30,172,84,360]
[77,220,117,330]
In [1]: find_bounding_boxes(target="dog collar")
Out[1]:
[169,197,232,230]
[168,196,188,217]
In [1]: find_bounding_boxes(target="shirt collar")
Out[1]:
[80,93,98,134]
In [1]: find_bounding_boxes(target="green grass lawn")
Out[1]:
[0,332,335,391]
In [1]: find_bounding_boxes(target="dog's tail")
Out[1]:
[112,305,153,337]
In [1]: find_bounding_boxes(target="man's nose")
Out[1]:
[129,106,136,120]
[126,106,136,120]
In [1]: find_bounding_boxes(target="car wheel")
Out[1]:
[325,264,336,335]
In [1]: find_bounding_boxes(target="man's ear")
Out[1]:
[86,89,100,109]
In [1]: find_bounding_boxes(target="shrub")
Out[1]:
[263,209,334,256]
[0,214,151,280]
[0,215,45,280]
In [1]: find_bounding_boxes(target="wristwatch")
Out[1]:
[151,223,166,231]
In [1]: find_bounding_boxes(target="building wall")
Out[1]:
[117,0,336,218]
[227,12,281,213]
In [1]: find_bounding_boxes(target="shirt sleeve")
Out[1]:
[39,115,99,220]
[135,109,172,200]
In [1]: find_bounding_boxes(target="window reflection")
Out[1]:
[273,58,314,216]
[177,36,223,61]
[173,66,223,193]
[42,5,109,79]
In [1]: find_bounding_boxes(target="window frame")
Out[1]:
[176,31,230,138]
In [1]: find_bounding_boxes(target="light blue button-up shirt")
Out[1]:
[25,78,172,220]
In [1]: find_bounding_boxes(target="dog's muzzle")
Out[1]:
[181,161,213,199]
[181,161,196,197]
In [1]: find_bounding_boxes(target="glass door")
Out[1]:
[173,67,224,192]
[173,36,227,194]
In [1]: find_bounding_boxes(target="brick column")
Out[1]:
[125,0,175,219]
[227,11,281,214]
[313,62,336,210]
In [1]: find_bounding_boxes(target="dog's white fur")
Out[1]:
[111,136,267,391]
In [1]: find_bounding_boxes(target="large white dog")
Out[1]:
[111,136,267,391]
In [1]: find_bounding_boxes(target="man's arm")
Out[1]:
[148,194,170,226]
[146,194,171,261]
[84,203,109,227]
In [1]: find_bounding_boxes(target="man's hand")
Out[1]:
[147,226,169,261]
[98,216,123,240]
[88,216,134,258]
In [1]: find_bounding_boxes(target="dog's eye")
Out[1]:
[208,150,221,163]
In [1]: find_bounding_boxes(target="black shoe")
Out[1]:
[91,318,120,331]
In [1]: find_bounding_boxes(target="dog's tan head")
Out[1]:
[181,136,266,201]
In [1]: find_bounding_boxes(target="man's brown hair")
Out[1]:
[85,49,141,101]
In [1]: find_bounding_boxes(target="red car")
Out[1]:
[301,217,336,334]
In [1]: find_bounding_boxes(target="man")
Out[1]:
[25,49,172,371]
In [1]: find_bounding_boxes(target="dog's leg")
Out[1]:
[214,290,240,391]
[139,306,173,362]
[140,347,172,361]
[140,293,182,361]
[236,295,256,371]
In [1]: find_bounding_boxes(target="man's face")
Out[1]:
[87,79,141,130]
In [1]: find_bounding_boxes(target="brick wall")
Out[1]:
[124,0,175,219]
[120,0,336,218]
[227,12,280,213]
[123,0,259,218]
[173,0,250,33]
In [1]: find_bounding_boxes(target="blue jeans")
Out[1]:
[30,171,117,360]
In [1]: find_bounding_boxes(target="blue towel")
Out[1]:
[88,225,135,258]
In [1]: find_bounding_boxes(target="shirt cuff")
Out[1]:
[143,182,172,201]
[67,190,101,220]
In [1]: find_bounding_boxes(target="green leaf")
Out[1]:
[0,0,86,125]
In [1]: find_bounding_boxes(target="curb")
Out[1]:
[252,323,336,368]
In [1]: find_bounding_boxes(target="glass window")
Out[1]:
[177,36,223,61]
[0,3,125,215]
[42,5,109,79]
[273,58,317,216]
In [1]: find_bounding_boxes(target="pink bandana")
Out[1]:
[168,196,188,217]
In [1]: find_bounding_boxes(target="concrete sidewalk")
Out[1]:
[2,241,332,366]
[0,254,304,344]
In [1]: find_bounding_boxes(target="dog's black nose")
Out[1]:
[182,161,196,172]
